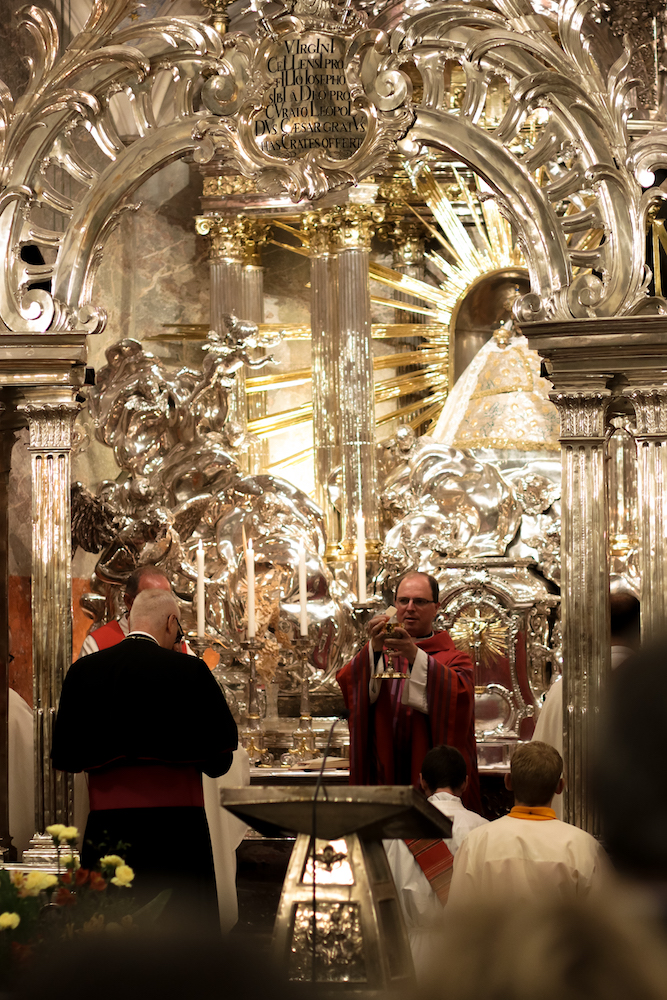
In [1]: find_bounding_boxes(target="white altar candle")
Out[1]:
[298,546,308,636]
[356,510,366,602]
[196,539,205,639]
[246,538,256,638]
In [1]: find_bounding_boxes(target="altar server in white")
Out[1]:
[385,745,487,966]
[448,742,609,907]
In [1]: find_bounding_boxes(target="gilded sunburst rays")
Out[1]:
[449,605,510,670]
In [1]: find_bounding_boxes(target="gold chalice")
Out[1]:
[373,621,406,680]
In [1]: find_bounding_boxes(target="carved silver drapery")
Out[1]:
[19,390,80,831]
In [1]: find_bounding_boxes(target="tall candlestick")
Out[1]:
[356,510,366,602]
[298,547,308,636]
[246,538,256,639]
[196,539,205,639]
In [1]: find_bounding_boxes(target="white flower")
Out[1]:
[110,865,134,887]
[0,913,20,931]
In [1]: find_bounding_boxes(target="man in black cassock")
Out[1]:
[51,589,238,926]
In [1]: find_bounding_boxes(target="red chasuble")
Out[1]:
[337,631,481,813]
[88,619,125,650]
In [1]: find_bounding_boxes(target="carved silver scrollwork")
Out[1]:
[4,0,667,334]
[195,12,414,201]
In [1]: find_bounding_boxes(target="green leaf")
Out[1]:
[130,890,172,926]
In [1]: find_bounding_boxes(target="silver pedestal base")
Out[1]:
[272,832,414,990]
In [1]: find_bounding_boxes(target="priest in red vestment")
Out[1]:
[337,572,481,813]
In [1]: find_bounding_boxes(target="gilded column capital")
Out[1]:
[195,216,269,265]
[389,215,425,268]
[376,175,425,265]
[199,0,231,33]
[202,176,256,198]
[329,204,385,253]
[549,390,610,441]
[302,211,337,257]
[378,174,414,209]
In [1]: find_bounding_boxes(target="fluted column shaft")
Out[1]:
[306,214,341,552]
[19,389,80,830]
[241,263,268,474]
[332,204,384,557]
[0,409,14,857]
[551,390,610,835]
[196,215,268,472]
[624,386,667,641]
[390,217,426,325]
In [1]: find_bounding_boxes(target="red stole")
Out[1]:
[405,837,455,905]
[337,631,481,813]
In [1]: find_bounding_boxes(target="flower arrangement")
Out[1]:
[0,825,167,981]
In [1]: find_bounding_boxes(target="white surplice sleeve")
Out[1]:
[369,647,429,712]
[401,648,429,713]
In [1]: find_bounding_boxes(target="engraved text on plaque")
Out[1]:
[254,32,367,160]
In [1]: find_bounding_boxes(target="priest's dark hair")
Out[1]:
[510,741,563,807]
[124,564,170,600]
[395,571,439,603]
[421,745,467,794]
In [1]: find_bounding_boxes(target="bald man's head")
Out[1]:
[129,590,181,650]
[123,565,172,611]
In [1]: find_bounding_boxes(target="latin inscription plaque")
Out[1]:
[253,32,367,160]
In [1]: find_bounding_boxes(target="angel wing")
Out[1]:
[71,482,119,554]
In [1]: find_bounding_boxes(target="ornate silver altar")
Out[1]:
[220,785,453,988]
[2,0,667,850]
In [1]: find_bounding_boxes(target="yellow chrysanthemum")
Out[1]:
[21,871,58,897]
[110,865,134,887]
[99,854,125,869]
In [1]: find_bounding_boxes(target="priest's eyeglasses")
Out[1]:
[174,618,185,644]
[396,597,435,608]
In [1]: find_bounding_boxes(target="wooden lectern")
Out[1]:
[220,785,453,991]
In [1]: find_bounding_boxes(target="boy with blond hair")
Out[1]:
[448,741,609,906]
